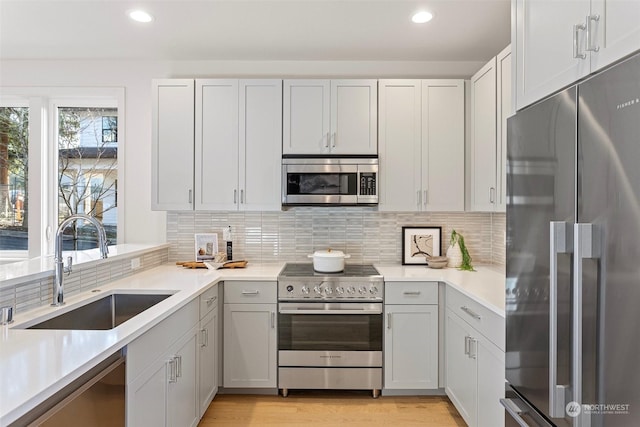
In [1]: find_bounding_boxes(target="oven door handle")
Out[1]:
[279,308,382,315]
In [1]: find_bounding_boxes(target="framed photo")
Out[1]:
[401,226,442,265]
[195,233,218,261]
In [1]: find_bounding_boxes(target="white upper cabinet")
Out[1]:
[378,79,464,212]
[152,79,195,211]
[469,46,512,212]
[514,0,640,110]
[283,79,377,155]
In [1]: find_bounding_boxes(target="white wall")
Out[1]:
[0,59,484,244]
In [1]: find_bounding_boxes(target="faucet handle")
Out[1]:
[1,306,14,325]
[65,256,73,275]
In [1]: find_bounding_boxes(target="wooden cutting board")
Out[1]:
[176,260,248,269]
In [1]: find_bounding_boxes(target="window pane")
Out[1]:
[58,107,117,250]
[0,107,29,255]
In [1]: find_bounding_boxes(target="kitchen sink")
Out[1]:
[19,292,173,330]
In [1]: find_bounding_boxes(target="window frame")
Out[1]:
[0,87,125,260]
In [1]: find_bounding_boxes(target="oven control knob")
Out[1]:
[324,287,333,295]
[286,285,294,293]
[314,286,322,295]
[346,286,356,294]
[335,286,344,295]
[359,286,367,294]
[301,286,310,295]
[369,286,379,295]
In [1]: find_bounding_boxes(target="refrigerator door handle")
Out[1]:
[500,398,532,427]
[573,223,600,427]
[549,221,573,418]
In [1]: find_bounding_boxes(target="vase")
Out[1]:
[447,241,463,268]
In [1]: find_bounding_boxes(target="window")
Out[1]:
[0,106,29,255]
[58,107,118,250]
[0,88,123,261]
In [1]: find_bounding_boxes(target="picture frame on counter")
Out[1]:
[401,226,442,265]
[195,233,218,261]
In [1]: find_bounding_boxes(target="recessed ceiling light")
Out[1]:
[128,10,153,23]
[412,11,433,24]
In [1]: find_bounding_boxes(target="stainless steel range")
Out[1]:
[277,263,384,397]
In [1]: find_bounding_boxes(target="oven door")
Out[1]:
[278,302,383,367]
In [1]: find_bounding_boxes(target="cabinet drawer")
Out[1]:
[446,286,504,351]
[200,284,219,319]
[224,281,277,304]
[127,298,199,382]
[385,281,438,305]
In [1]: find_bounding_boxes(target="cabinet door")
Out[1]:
[283,79,331,155]
[470,58,498,212]
[239,80,282,211]
[377,80,422,211]
[590,0,640,71]
[195,79,239,210]
[496,46,512,212]
[152,79,194,211]
[223,303,277,388]
[384,305,438,389]
[330,80,378,155]
[422,80,465,212]
[477,337,506,427]
[445,310,477,427]
[514,0,591,110]
[169,328,199,427]
[199,308,218,417]
[127,357,168,427]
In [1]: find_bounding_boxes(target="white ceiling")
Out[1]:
[0,0,511,62]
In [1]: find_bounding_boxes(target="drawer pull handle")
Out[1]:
[460,305,482,320]
[242,290,260,295]
[205,296,217,305]
[403,291,421,296]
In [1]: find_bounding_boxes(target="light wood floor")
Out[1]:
[198,391,466,427]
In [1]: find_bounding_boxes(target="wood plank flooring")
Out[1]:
[198,392,466,427]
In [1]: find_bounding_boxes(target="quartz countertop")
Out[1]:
[374,264,506,317]
[0,261,504,425]
[0,262,284,426]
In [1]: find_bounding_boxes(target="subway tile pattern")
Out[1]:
[491,213,506,266]
[167,209,506,266]
[0,247,169,316]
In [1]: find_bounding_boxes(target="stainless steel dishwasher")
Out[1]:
[11,351,125,427]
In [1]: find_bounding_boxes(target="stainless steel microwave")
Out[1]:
[282,157,378,206]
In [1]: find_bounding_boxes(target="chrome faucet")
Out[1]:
[53,214,109,306]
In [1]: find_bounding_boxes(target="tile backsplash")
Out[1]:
[167,209,507,266]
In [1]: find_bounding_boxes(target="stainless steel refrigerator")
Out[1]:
[504,51,640,427]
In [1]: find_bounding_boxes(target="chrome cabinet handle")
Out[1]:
[241,290,259,295]
[201,329,208,348]
[464,336,470,356]
[549,221,572,417]
[176,355,182,379]
[586,14,600,52]
[271,312,275,329]
[331,132,336,148]
[168,358,177,383]
[500,399,531,427]
[325,132,330,148]
[460,306,481,320]
[387,312,392,329]
[206,296,217,306]
[403,291,421,296]
[489,187,496,203]
[188,189,192,204]
[240,189,244,204]
[423,190,428,207]
[469,338,477,359]
[233,189,237,204]
[573,23,587,59]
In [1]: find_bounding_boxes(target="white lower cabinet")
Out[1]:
[223,281,277,389]
[384,282,438,390]
[445,288,505,427]
[127,298,200,427]
[198,285,219,417]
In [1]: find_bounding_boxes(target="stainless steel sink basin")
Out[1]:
[22,293,173,330]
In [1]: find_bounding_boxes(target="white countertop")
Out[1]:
[374,264,506,316]
[0,262,284,426]
[0,243,171,289]
[0,261,504,425]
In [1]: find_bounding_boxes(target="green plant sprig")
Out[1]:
[451,230,475,271]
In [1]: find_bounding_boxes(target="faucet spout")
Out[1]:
[53,214,109,306]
